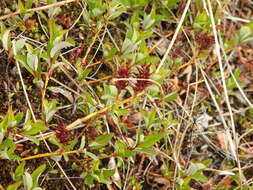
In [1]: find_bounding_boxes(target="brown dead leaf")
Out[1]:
[240,0,250,4]
[108,158,122,189]
[181,65,192,83]
[106,184,116,190]
[122,112,143,135]
[239,144,253,154]
[154,177,171,190]
[217,132,228,151]
[107,114,121,136]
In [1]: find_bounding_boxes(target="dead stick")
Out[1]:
[87,75,112,84]
[20,149,82,161]
[0,0,79,21]
[82,26,103,65]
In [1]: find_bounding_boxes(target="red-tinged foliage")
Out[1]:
[177,0,187,15]
[114,65,132,91]
[162,80,174,93]
[69,47,82,64]
[60,14,72,28]
[24,19,37,30]
[170,47,187,62]
[195,34,214,50]
[54,125,71,145]
[133,64,153,92]
[242,60,253,72]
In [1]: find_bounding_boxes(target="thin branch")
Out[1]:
[83,26,103,65]
[21,150,83,161]
[206,0,239,163]
[155,0,192,73]
[0,0,79,21]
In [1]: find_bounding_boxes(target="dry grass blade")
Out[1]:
[156,0,192,73]
[206,0,242,183]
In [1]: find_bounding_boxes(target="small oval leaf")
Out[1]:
[50,42,73,58]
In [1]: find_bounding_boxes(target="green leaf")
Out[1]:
[7,145,20,160]
[85,174,94,185]
[23,135,40,145]
[143,13,155,30]
[14,39,26,53]
[115,141,134,157]
[167,0,180,8]
[187,162,206,175]
[108,2,125,20]
[18,0,26,14]
[101,85,118,102]
[0,22,6,33]
[23,172,33,190]
[193,12,210,29]
[238,26,252,43]
[114,0,130,8]
[147,109,156,128]
[83,91,95,105]
[27,53,38,72]
[22,120,48,135]
[2,29,10,51]
[15,55,34,75]
[89,133,113,149]
[50,42,73,58]
[31,164,46,187]
[7,182,22,190]
[164,92,177,102]
[192,171,208,182]
[0,114,8,132]
[79,136,86,150]
[246,20,253,31]
[32,188,43,190]
[0,132,4,144]
[137,132,165,148]
[134,147,156,155]
[0,138,14,150]
[49,17,57,43]
[14,161,26,181]
[121,38,139,54]
[98,169,115,184]
[50,61,66,71]
[42,99,58,122]
[25,0,34,9]
[101,169,115,178]
[15,112,24,124]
